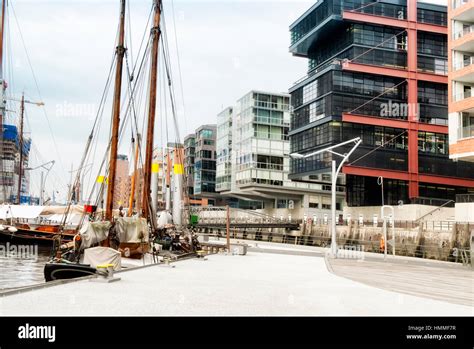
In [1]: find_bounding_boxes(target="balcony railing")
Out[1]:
[290,0,407,46]
[454,24,474,40]
[254,116,290,127]
[236,162,287,172]
[343,1,406,21]
[454,90,473,101]
[454,56,474,70]
[459,124,474,138]
[453,0,470,10]
[293,59,342,87]
[254,100,289,111]
[456,193,474,203]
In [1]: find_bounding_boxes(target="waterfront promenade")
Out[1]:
[0,242,472,316]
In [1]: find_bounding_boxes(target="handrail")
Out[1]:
[414,200,455,223]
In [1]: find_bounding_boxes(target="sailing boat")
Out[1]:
[44,0,184,281]
[0,0,82,244]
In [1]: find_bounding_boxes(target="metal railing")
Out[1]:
[456,193,474,203]
[453,0,470,10]
[292,59,342,87]
[254,116,290,127]
[189,206,300,226]
[414,200,455,223]
[454,24,474,40]
[236,161,286,172]
[453,56,474,71]
[453,90,473,101]
[459,124,474,139]
[198,229,470,263]
[254,100,289,111]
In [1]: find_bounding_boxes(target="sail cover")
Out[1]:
[79,220,111,249]
[115,217,149,243]
[83,247,121,271]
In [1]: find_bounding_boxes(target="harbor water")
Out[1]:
[0,242,50,290]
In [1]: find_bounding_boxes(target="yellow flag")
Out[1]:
[152,163,160,173]
[97,176,109,184]
[174,164,184,175]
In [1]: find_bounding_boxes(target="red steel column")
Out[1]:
[407,0,419,199]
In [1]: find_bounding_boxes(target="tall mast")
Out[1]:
[105,0,126,221]
[128,133,140,216]
[141,0,162,219]
[17,93,24,204]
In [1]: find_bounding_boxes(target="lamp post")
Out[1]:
[24,160,55,205]
[290,137,362,258]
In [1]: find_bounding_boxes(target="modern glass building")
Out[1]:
[184,134,196,198]
[216,90,343,218]
[216,107,233,192]
[289,0,474,207]
[184,126,220,206]
[194,125,218,203]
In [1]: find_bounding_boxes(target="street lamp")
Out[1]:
[24,160,55,206]
[290,137,362,258]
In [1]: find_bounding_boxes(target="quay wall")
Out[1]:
[196,220,473,262]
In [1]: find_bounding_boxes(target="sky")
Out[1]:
[5,0,445,202]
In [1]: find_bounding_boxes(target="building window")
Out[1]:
[309,195,319,208]
[199,129,214,139]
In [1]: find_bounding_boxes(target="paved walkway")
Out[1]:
[327,255,473,307]
[0,251,472,316]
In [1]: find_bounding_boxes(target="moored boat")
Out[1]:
[44,262,96,282]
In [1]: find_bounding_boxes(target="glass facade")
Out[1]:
[216,109,233,192]
[291,0,446,49]
[289,0,474,207]
[232,92,292,189]
[346,176,463,206]
[184,135,196,196]
[191,125,217,198]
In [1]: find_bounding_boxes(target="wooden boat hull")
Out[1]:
[0,227,75,245]
[44,262,96,282]
[119,242,150,259]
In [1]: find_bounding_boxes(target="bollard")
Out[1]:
[90,264,121,283]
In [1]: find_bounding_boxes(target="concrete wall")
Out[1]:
[455,203,474,222]
[343,205,455,222]
[258,206,343,221]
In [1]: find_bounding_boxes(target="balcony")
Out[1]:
[254,100,289,112]
[452,57,474,83]
[454,55,474,71]
[254,116,290,127]
[460,124,474,139]
[453,88,474,101]
[453,0,470,10]
[451,0,474,22]
[452,25,474,51]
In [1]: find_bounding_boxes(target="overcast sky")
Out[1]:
[5,0,445,202]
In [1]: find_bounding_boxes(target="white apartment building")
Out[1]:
[216,90,344,220]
